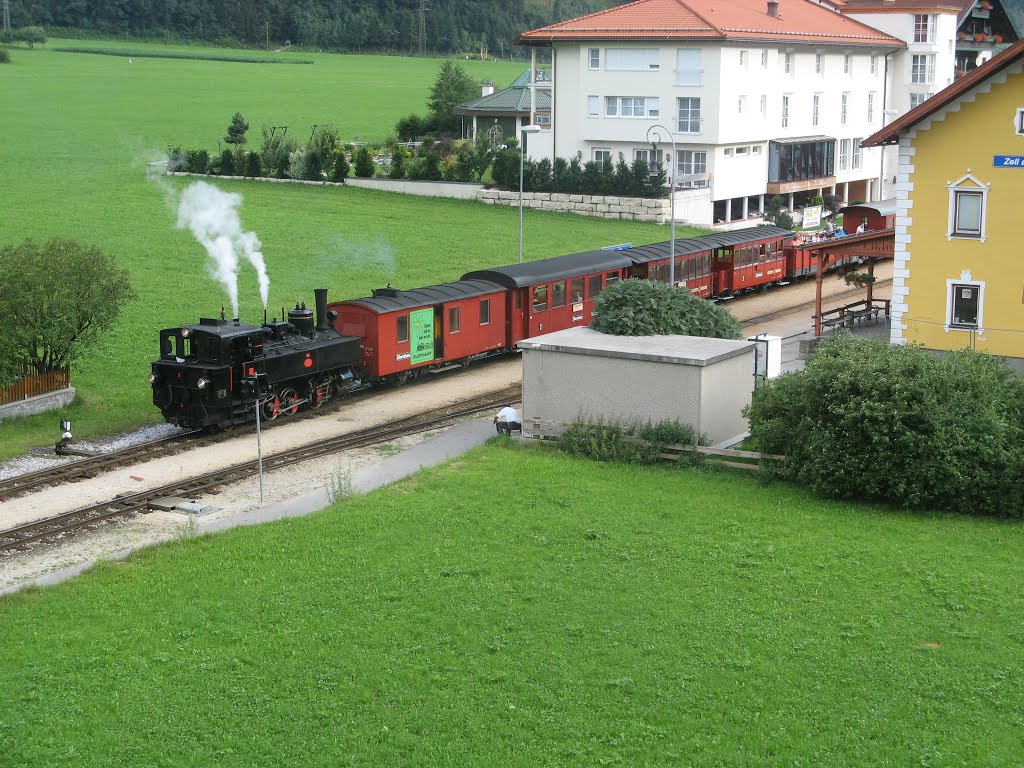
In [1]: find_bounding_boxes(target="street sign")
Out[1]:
[994,155,1024,167]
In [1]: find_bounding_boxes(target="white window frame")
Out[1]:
[841,92,849,125]
[784,51,792,75]
[752,145,762,155]
[677,97,702,133]
[738,95,746,114]
[739,50,747,67]
[677,149,708,188]
[815,53,823,74]
[760,94,767,115]
[761,49,768,68]
[735,145,749,156]
[946,173,989,241]
[675,48,703,86]
[812,93,821,127]
[781,94,790,128]
[914,14,936,44]
[910,92,927,109]
[838,138,850,171]
[912,54,935,84]
[724,147,734,157]
[587,95,599,117]
[871,55,878,75]
[589,48,600,70]
[867,92,875,123]
[606,48,660,71]
[593,148,613,164]
[852,139,862,170]
[843,53,851,74]
[946,277,985,332]
[605,96,660,118]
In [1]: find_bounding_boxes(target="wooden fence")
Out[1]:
[523,418,786,471]
[0,367,71,406]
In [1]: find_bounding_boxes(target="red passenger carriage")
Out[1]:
[328,280,508,384]
[462,250,633,343]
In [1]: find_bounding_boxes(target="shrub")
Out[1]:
[302,148,325,180]
[329,149,350,182]
[217,148,236,176]
[559,417,706,466]
[591,278,742,339]
[0,50,10,64]
[259,126,299,179]
[395,114,427,142]
[184,149,209,175]
[353,146,376,178]
[243,150,261,178]
[388,148,406,179]
[287,148,306,179]
[745,335,1024,517]
[166,146,185,172]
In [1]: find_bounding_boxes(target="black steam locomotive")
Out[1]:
[150,289,362,431]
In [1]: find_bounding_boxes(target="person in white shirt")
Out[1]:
[494,405,521,435]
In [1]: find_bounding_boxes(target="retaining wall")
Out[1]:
[476,189,671,223]
[0,388,76,422]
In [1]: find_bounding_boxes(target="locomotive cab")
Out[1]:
[150,319,264,430]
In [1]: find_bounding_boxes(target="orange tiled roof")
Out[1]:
[863,35,1024,145]
[517,0,904,46]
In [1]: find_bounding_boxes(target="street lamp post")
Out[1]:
[519,124,541,263]
[646,124,677,286]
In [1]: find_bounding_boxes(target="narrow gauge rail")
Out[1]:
[0,386,521,554]
[0,376,408,502]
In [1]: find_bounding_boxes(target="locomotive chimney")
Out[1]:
[767,0,778,17]
[315,288,329,332]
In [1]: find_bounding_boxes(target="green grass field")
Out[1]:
[2,445,1022,766]
[0,42,692,459]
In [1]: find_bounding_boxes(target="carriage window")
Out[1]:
[570,278,585,303]
[533,285,548,312]
[589,275,602,298]
[449,306,461,333]
[552,281,567,308]
[397,314,409,343]
[479,298,490,325]
[606,271,620,285]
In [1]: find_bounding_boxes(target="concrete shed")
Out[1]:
[517,327,756,445]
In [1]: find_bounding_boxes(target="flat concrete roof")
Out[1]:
[517,327,756,366]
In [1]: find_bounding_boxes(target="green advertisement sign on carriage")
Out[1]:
[409,308,434,365]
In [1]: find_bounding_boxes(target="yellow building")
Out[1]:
[864,38,1024,370]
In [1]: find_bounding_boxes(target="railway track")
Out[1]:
[0,385,521,554]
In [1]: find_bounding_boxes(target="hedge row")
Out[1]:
[54,47,313,64]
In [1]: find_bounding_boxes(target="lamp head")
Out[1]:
[520,124,542,135]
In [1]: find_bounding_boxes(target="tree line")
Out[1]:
[5,0,606,55]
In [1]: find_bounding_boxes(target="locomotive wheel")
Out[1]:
[393,370,413,387]
[310,381,333,409]
[279,387,301,416]
[262,395,282,420]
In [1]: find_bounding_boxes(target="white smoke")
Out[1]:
[175,181,270,318]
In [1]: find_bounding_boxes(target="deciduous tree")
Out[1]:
[0,239,136,385]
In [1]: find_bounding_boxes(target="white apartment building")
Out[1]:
[516,0,905,228]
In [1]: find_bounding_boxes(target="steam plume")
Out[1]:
[175,181,270,317]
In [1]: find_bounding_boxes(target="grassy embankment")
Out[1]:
[0,42,696,460]
[1,445,1022,765]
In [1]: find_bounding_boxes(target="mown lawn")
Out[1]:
[1,445,1021,766]
[0,43,692,459]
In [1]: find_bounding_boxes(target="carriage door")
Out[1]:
[433,305,444,360]
[529,284,549,336]
[712,248,734,294]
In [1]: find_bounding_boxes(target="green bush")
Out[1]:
[184,149,209,175]
[395,114,427,142]
[259,126,299,179]
[216,148,235,176]
[243,150,261,178]
[388,148,406,179]
[591,278,742,339]
[329,149,350,182]
[746,335,1024,517]
[559,417,707,466]
[353,146,376,178]
[0,50,11,64]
